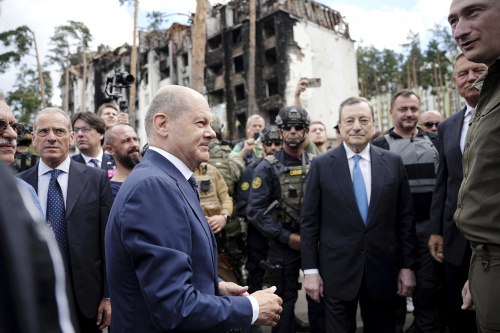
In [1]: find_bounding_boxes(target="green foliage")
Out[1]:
[6,64,53,123]
[0,25,33,73]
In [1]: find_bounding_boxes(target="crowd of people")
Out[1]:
[1,0,500,332]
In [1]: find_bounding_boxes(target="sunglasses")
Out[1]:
[0,119,25,136]
[423,121,440,128]
[282,124,305,131]
[263,139,283,147]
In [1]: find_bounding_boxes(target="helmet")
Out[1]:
[261,125,281,141]
[275,106,311,128]
[211,114,224,136]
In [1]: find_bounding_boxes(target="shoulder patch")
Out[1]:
[241,181,250,191]
[252,177,262,189]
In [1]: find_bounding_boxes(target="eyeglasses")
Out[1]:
[282,124,305,131]
[36,128,68,137]
[0,120,25,136]
[74,125,96,133]
[423,122,440,128]
[263,139,283,147]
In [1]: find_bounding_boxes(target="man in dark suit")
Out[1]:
[71,112,116,177]
[18,108,113,332]
[301,97,417,332]
[106,85,283,332]
[428,52,487,332]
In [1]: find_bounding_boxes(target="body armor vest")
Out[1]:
[208,144,235,197]
[193,163,221,217]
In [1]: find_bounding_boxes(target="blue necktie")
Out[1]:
[353,155,368,224]
[46,169,71,267]
[90,158,99,168]
[188,176,200,202]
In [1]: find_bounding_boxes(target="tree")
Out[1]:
[6,64,52,123]
[0,26,47,107]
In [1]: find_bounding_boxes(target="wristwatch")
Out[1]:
[222,214,231,223]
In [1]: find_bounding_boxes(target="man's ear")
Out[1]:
[153,113,169,138]
[105,145,113,155]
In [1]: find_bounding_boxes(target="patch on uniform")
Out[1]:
[215,161,222,165]
[289,169,302,176]
[252,177,262,189]
[241,181,250,191]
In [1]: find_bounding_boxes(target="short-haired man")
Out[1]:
[97,103,128,130]
[428,52,487,333]
[448,0,500,330]
[372,90,442,333]
[233,114,265,164]
[301,97,416,331]
[104,124,141,199]
[18,108,113,332]
[71,112,116,176]
[106,85,282,332]
[419,110,444,133]
[309,121,329,153]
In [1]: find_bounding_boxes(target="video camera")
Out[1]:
[105,69,135,113]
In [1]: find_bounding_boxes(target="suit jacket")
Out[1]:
[72,152,116,174]
[429,107,469,266]
[105,149,252,332]
[301,144,416,301]
[18,160,113,318]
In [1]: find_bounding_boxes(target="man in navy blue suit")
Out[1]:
[428,52,487,333]
[105,85,283,332]
[301,97,417,332]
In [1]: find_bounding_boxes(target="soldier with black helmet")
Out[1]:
[247,106,325,333]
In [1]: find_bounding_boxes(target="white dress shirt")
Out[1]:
[460,104,474,154]
[148,146,259,323]
[80,149,104,168]
[37,156,71,218]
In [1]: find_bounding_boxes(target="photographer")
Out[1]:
[97,103,129,130]
[233,114,265,165]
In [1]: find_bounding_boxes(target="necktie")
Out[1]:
[188,176,200,202]
[353,155,368,224]
[90,158,99,168]
[46,169,71,267]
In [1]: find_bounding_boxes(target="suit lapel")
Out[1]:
[451,107,466,159]
[23,165,39,193]
[65,160,88,218]
[367,145,385,225]
[332,145,365,227]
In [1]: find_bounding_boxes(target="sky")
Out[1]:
[0,0,452,106]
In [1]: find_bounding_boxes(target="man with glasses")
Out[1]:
[247,107,325,333]
[18,108,113,332]
[71,112,116,177]
[372,90,442,333]
[419,110,444,133]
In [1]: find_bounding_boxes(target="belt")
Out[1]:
[470,242,500,270]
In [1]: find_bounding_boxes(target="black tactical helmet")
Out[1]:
[261,125,281,141]
[275,106,311,128]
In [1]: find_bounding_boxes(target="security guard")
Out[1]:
[247,107,324,333]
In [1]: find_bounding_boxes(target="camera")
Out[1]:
[105,69,135,113]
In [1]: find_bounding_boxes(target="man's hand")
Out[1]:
[288,233,300,251]
[397,268,416,297]
[96,298,111,329]
[219,281,249,296]
[117,112,129,125]
[294,77,308,107]
[206,215,227,234]
[428,234,444,263]
[239,138,256,159]
[461,280,475,311]
[304,273,323,303]
[252,286,283,327]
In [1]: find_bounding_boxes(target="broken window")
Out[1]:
[207,63,223,78]
[232,27,242,46]
[208,89,225,105]
[233,55,244,74]
[266,78,278,97]
[263,18,275,39]
[208,34,222,51]
[234,84,246,101]
[182,53,189,67]
[265,48,277,66]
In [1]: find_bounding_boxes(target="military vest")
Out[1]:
[193,164,222,217]
[384,133,438,193]
[208,144,235,197]
[265,153,313,224]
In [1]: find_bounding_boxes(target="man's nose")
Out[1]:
[453,19,471,43]
[3,124,18,140]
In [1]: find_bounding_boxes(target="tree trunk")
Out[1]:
[31,30,46,108]
[247,0,258,115]
[65,54,70,114]
[81,43,87,112]
[191,0,207,93]
[373,69,380,96]
[437,51,444,113]
[406,61,411,89]
[128,0,139,129]
[433,62,442,112]
[412,59,418,89]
